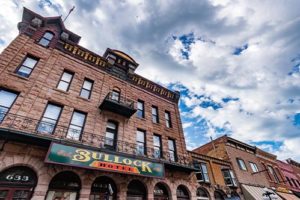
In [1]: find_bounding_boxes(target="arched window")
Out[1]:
[45,171,81,200]
[214,190,225,200]
[38,31,54,47]
[127,180,147,200]
[196,187,209,200]
[0,166,37,200]
[90,176,117,200]
[154,182,170,200]
[176,185,190,200]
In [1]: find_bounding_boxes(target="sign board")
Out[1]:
[45,143,164,178]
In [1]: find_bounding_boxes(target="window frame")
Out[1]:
[236,158,247,171]
[267,165,280,183]
[168,138,177,162]
[165,111,172,128]
[136,129,146,156]
[137,100,145,118]
[15,55,39,78]
[0,89,19,123]
[151,106,159,123]
[38,31,54,47]
[57,70,74,92]
[222,169,237,187]
[194,161,210,183]
[104,120,118,150]
[80,78,94,99]
[66,110,87,141]
[249,162,259,173]
[153,134,162,159]
[111,90,120,102]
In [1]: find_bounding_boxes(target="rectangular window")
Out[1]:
[292,179,298,188]
[136,129,146,155]
[16,56,38,78]
[111,90,120,102]
[194,162,210,183]
[0,89,18,122]
[237,158,247,171]
[153,134,162,158]
[152,106,159,123]
[267,166,280,183]
[37,103,62,134]
[165,111,172,128]
[57,71,74,92]
[67,111,86,140]
[38,32,54,47]
[80,79,93,99]
[287,177,293,187]
[222,169,237,186]
[168,139,176,162]
[249,162,259,173]
[137,100,144,118]
[105,121,117,150]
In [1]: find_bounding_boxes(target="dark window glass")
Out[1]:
[152,106,159,123]
[287,177,293,186]
[57,71,74,92]
[153,134,162,158]
[38,32,54,47]
[67,111,86,140]
[292,179,298,188]
[80,79,93,99]
[222,169,237,186]
[16,56,38,78]
[196,188,209,199]
[0,89,18,122]
[194,162,210,183]
[105,121,117,150]
[237,158,247,171]
[37,103,62,134]
[137,100,144,118]
[136,130,146,155]
[168,139,176,162]
[165,111,172,128]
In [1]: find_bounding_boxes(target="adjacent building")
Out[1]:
[0,8,198,200]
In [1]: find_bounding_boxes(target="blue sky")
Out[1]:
[0,0,299,160]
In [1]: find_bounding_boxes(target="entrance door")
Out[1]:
[126,180,146,200]
[89,176,117,200]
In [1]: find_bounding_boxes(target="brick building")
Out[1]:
[189,151,241,200]
[286,159,300,198]
[193,136,284,200]
[0,8,198,200]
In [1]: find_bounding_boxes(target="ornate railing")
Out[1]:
[0,112,192,167]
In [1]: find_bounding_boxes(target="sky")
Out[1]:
[0,0,299,161]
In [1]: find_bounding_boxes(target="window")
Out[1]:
[237,158,247,171]
[16,56,38,78]
[137,100,144,118]
[267,166,280,183]
[152,106,159,123]
[292,179,299,188]
[0,89,18,122]
[67,111,86,140]
[136,130,146,155]
[57,71,74,92]
[286,177,293,187]
[105,121,117,150]
[153,134,162,158]
[38,31,54,47]
[168,139,176,162]
[222,169,237,186]
[80,79,93,99]
[249,162,259,173]
[165,111,172,128]
[37,103,62,134]
[194,162,210,183]
[111,90,120,102]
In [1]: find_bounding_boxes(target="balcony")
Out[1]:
[0,112,193,170]
[99,92,136,118]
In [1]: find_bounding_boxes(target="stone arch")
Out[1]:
[196,187,210,200]
[154,181,172,200]
[214,190,226,200]
[89,175,118,200]
[127,179,147,200]
[176,184,191,200]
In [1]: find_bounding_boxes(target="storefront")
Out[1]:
[196,187,210,200]
[153,182,170,200]
[176,185,190,200]
[241,184,282,200]
[90,176,117,200]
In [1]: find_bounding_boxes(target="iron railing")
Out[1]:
[104,92,135,109]
[0,112,192,167]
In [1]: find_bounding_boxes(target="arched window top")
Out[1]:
[91,176,117,197]
[214,190,225,200]
[176,185,190,199]
[112,86,120,92]
[154,182,170,197]
[0,166,37,187]
[197,187,209,199]
[127,180,147,196]
[49,171,81,191]
[38,31,55,47]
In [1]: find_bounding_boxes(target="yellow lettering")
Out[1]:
[141,162,152,173]
[72,149,91,162]
[92,152,103,160]
[114,156,122,164]
[104,154,113,162]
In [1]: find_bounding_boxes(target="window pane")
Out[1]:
[153,135,161,147]
[168,140,175,150]
[71,112,86,126]
[44,104,62,120]
[196,172,204,181]
[136,130,145,142]
[165,112,170,120]
[137,101,143,109]
[238,159,246,170]
[107,122,117,130]
[44,32,54,40]
[106,132,114,139]
[57,81,69,91]
[83,80,92,90]
[80,89,90,99]
[23,57,37,68]
[136,143,145,155]
[67,125,82,140]
[17,66,32,77]
[152,107,157,115]
[39,38,50,47]
[111,91,120,101]
[201,164,208,173]
[62,72,73,82]
[0,90,18,108]
[153,147,161,158]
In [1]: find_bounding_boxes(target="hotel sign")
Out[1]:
[45,143,164,178]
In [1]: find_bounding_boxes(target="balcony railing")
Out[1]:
[99,92,137,118]
[0,112,192,168]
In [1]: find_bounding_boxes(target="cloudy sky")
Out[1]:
[1,0,300,160]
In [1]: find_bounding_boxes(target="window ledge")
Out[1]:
[53,88,70,95]
[9,72,30,80]
[137,117,146,121]
[77,96,91,102]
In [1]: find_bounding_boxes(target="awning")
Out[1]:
[241,184,282,200]
[293,191,300,198]
[277,192,300,200]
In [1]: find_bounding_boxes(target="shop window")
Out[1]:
[16,55,39,78]
[37,103,62,134]
[90,176,117,200]
[80,79,93,99]
[105,121,118,150]
[57,71,74,92]
[0,166,37,200]
[67,111,86,140]
[168,139,176,162]
[165,111,172,128]
[127,180,147,200]
[46,171,81,200]
[214,190,225,200]
[153,134,162,159]
[154,183,170,200]
[176,185,190,200]
[38,31,54,47]
[152,106,159,123]
[137,100,144,118]
[0,89,18,123]
[236,158,247,171]
[136,129,146,156]
[196,187,209,200]
[249,162,259,173]
[222,169,237,187]
[194,162,210,183]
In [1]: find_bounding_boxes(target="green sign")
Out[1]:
[45,143,164,178]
